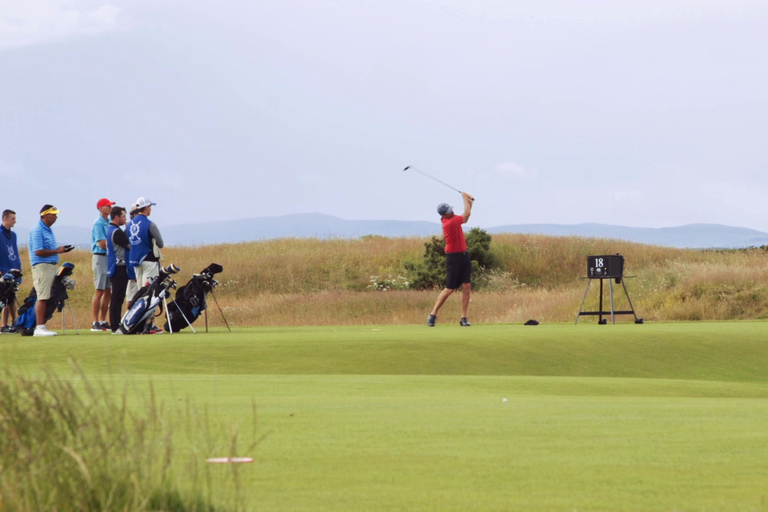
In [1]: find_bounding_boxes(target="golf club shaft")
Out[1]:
[404,166,462,194]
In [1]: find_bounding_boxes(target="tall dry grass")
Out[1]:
[0,362,256,511]
[11,235,768,327]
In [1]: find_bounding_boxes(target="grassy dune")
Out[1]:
[16,233,768,328]
[3,323,768,511]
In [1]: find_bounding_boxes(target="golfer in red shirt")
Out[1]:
[427,191,475,327]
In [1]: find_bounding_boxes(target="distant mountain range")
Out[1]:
[14,214,768,250]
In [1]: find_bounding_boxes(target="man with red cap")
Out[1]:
[91,197,114,331]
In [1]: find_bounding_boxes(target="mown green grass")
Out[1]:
[3,322,768,511]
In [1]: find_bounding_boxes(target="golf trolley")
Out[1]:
[575,254,643,325]
[164,263,231,333]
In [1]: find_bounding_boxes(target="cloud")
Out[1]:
[434,0,768,25]
[496,161,534,180]
[0,0,123,51]
[0,159,25,183]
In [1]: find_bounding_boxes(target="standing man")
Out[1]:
[29,205,72,337]
[92,198,114,331]
[427,191,475,327]
[125,203,140,309]
[0,209,21,333]
[106,206,130,334]
[127,197,164,334]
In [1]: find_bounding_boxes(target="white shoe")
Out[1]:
[33,325,58,337]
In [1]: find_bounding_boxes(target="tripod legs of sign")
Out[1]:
[575,278,641,325]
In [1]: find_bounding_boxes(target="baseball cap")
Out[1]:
[130,203,141,215]
[437,203,453,216]
[40,204,61,216]
[135,197,156,209]
[97,198,115,209]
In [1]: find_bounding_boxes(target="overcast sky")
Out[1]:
[2,0,767,232]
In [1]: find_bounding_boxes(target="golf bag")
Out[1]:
[164,263,223,333]
[0,269,22,314]
[120,264,180,334]
[16,263,76,336]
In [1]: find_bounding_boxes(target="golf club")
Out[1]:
[403,165,463,195]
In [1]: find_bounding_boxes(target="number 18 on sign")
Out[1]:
[587,254,624,279]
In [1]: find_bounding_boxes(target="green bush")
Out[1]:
[404,236,446,290]
[404,228,499,290]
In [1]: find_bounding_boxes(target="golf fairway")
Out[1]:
[3,322,768,511]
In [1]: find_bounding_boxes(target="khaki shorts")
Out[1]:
[32,263,57,301]
[134,261,160,288]
[92,254,111,290]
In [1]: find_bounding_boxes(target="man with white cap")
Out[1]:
[427,191,475,327]
[91,197,115,331]
[124,203,140,308]
[127,197,164,333]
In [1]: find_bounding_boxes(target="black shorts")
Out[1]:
[445,251,471,290]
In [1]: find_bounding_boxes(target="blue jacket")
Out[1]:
[0,225,21,282]
[106,223,129,278]
[127,215,152,267]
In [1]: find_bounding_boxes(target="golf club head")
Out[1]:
[57,262,75,277]
[162,264,180,275]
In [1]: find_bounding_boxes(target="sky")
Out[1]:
[1,0,767,232]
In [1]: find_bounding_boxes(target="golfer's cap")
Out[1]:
[97,198,115,209]
[40,204,61,216]
[437,203,453,216]
[135,197,156,209]
[130,203,141,215]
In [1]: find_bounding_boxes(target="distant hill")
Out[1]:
[487,223,768,250]
[13,214,768,250]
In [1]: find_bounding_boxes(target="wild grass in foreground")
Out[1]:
[0,362,260,512]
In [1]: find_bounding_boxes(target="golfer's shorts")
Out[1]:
[135,261,160,288]
[31,263,57,301]
[92,254,111,290]
[445,251,472,290]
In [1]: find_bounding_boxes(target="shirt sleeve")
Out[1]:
[112,228,130,248]
[149,222,164,248]
[92,220,107,242]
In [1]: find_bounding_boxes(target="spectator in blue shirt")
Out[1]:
[0,209,21,333]
[29,205,71,337]
[91,198,114,331]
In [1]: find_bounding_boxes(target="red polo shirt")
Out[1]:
[442,215,467,253]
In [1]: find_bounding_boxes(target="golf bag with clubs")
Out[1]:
[120,264,180,334]
[16,263,76,336]
[164,263,223,332]
[0,269,23,329]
